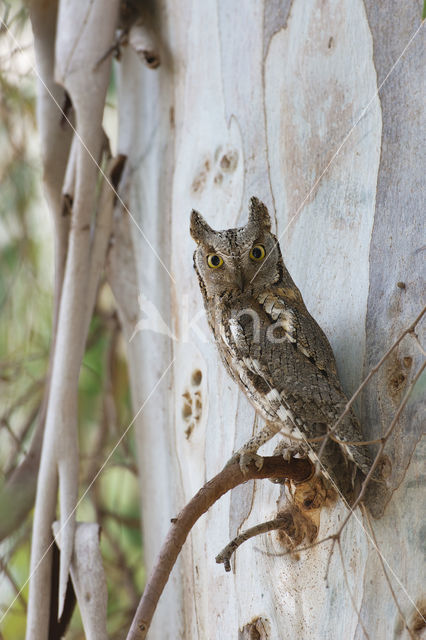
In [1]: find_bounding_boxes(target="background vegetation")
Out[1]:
[0,4,142,638]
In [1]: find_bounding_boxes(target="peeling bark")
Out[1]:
[26,3,120,634]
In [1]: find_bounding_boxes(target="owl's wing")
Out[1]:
[222,292,372,478]
[221,290,372,478]
[228,288,349,427]
[258,287,339,379]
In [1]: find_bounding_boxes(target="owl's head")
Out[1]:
[190,197,283,298]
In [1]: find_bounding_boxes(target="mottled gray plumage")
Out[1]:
[190,197,372,500]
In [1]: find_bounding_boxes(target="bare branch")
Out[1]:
[216,513,296,572]
[126,456,313,640]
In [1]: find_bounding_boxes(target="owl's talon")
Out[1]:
[226,452,264,476]
[281,448,293,463]
[239,452,264,475]
[273,440,307,462]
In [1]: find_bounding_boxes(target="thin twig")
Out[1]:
[254,534,336,560]
[329,435,385,446]
[324,534,338,587]
[99,509,140,530]
[1,378,44,423]
[215,515,292,572]
[409,331,426,357]
[317,305,425,463]
[0,559,26,611]
[126,456,312,640]
[321,361,426,586]
[335,361,425,536]
[3,400,42,479]
[101,523,140,609]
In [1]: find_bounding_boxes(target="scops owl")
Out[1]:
[190,197,373,501]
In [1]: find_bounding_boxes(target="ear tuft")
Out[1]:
[190,209,213,243]
[248,197,271,232]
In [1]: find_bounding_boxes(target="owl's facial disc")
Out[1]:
[190,199,282,298]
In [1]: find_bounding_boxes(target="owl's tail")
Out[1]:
[332,412,377,479]
[340,439,373,477]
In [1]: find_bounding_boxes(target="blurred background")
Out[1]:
[0,3,143,638]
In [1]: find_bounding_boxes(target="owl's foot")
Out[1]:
[269,440,307,484]
[274,439,307,461]
[226,451,264,476]
[225,425,279,475]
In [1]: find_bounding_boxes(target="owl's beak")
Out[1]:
[235,271,246,292]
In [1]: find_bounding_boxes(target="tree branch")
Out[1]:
[126,456,312,640]
[215,514,294,572]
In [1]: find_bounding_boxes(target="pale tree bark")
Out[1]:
[21,0,424,639]
[113,1,425,639]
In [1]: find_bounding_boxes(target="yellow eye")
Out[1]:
[207,254,223,269]
[249,244,266,261]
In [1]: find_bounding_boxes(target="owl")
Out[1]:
[190,197,373,501]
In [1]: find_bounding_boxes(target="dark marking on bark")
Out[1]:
[60,91,73,128]
[111,154,127,192]
[62,194,73,217]
[239,616,271,640]
[191,369,202,386]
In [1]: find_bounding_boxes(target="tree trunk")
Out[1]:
[111,1,424,638]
